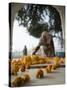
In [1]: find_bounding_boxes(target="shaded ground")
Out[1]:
[11,67,65,86]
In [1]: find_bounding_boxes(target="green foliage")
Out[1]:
[16,4,62,38]
[48,6,62,33]
[28,23,48,38]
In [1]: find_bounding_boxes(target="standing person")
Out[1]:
[23,45,27,55]
[32,31,55,57]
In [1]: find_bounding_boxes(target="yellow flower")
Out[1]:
[22,74,30,82]
[36,69,44,78]
[60,58,65,64]
[11,77,25,87]
[53,57,59,65]
[45,65,52,73]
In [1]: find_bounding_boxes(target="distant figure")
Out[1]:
[32,31,55,57]
[23,45,27,55]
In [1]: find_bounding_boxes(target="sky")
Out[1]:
[12,19,39,52]
[12,19,64,53]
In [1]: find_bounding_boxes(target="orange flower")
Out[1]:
[36,69,44,78]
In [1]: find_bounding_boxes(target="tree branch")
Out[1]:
[52,34,64,40]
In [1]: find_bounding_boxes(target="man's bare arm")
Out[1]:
[32,45,40,55]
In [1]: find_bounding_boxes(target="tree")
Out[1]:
[16,4,63,48]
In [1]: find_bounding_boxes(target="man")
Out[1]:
[23,45,27,55]
[32,31,55,57]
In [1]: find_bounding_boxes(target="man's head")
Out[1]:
[41,31,49,41]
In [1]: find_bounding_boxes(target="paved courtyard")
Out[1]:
[11,67,65,86]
